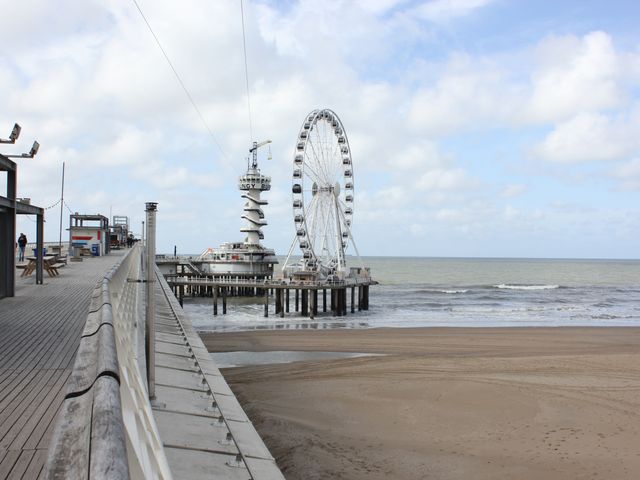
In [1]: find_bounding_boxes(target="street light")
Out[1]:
[5,140,40,158]
[0,123,21,144]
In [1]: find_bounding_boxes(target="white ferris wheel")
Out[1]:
[284,108,360,277]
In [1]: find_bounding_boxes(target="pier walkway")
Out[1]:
[0,252,124,478]
[1,246,283,479]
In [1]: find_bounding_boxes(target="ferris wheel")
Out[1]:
[287,108,356,275]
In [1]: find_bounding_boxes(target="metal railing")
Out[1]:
[45,245,172,479]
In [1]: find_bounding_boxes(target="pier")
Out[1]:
[165,275,374,319]
[0,245,284,479]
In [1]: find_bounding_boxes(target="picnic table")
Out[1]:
[21,255,65,277]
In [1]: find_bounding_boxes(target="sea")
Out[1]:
[182,256,640,333]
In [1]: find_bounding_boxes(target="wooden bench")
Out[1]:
[48,262,66,276]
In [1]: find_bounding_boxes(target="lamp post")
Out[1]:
[145,202,158,400]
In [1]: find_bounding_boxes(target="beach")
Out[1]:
[202,327,640,480]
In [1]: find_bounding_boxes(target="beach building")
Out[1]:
[69,213,110,257]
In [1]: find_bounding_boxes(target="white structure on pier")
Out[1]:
[239,140,271,245]
[194,140,277,280]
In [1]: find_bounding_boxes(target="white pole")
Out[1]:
[58,162,65,249]
[145,202,158,400]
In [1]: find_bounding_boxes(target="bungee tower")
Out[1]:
[239,140,271,245]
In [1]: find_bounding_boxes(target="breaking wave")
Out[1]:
[494,284,560,290]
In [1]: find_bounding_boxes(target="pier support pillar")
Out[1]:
[358,286,362,311]
[275,289,281,315]
[343,289,348,316]
[331,289,336,314]
[295,289,299,312]
[363,285,369,310]
[301,290,308,316]
[286,289,290,313]
[213,286,218,316]
[309,290,315,319]
[222,288,227,315]
[323,289,327,312]
[179,285,184,307]
[264,290,269,317]
[351,287,355,313]
[313,289,318,317]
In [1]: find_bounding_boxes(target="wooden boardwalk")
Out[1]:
[0,252,124,479]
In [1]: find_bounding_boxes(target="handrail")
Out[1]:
[44,246,172,479]
[45,256,129,479]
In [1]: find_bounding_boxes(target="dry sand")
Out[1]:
[202,328,640,480]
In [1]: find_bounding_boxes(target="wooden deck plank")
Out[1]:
[0,371,54,442]
[5,450,34,479]
[21,449,46,480]
[0,251,125,480]
[0,451,19,479]
[0,371,66,451]
[24,374,69,451]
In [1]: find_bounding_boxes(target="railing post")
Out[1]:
[145,202,158,400]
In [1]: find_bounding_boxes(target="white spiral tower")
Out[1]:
[239,140,271,246]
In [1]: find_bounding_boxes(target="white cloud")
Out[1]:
[534,112,639,163]
[412,0,496,23]
[527,31,623,123]
[501,184,527,197]
[611,158,640,191]
[416,167,476,191]
[407,53,521,135]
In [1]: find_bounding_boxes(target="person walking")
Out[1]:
[17,233,27,262]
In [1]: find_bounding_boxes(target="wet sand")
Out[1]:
[202,327,640,479]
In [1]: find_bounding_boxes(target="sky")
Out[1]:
[1,0,639,259]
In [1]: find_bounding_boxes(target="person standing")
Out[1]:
[17,233,27,262]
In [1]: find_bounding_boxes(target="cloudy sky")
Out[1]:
[2,0,639,258]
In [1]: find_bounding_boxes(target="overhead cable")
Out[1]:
[240,0,254,144]
[130,0,228,160]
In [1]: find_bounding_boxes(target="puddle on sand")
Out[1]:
[210,350,382,368]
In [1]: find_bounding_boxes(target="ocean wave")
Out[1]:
[414,288,470,294]
[494,284,560,290]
